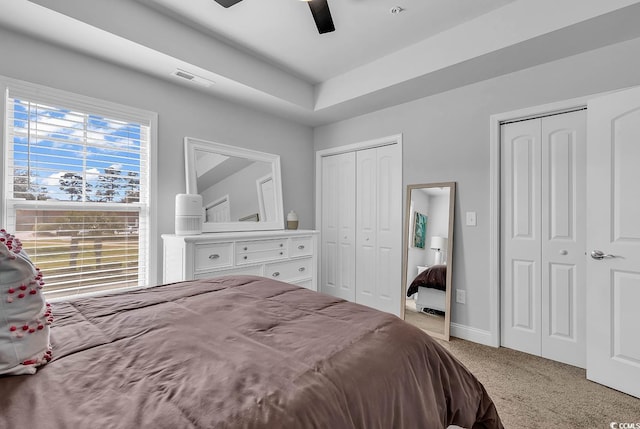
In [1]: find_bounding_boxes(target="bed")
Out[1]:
[0,275,502,429]
[407,264,448,313]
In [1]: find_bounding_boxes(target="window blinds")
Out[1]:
[4,90,151,299]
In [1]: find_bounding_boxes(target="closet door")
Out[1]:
[321,152,356,301]
[355,145,402,316]
[501,118,543,356]
[541,110,586,368]
[501,111,586,367]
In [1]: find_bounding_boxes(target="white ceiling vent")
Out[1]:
[170,69,214,87]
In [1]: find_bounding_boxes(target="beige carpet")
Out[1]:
[436,338,640,429]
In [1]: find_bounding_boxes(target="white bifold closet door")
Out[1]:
[321,144,401,316]
[501,110,586,368]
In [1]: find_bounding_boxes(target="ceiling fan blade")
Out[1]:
[307,0,335,34]
[213,0,243,8]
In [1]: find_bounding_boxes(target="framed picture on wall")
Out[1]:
[413,212,427,248]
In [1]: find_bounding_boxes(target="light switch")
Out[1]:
[466,211,477,226]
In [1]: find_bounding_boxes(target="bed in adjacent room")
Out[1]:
[407,264,448,313]
[0,275,502,429]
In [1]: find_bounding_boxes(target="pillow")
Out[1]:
[0,229,52,375]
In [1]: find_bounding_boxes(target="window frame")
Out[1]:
[1,75,159,297]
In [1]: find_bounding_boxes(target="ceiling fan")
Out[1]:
[213,0,335,34]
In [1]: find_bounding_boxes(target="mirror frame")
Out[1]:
[184,137,285,233]
[401,181,456,341]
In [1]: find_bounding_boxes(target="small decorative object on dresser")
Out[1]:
[162,230,318,291]
[286,210,299,230]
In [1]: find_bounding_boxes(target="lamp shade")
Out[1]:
[430,236,447,250]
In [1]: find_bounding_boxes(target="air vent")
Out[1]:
[170,69,214,87]
[175,70,194,80]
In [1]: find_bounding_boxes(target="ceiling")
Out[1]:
[140,0,515,83]
[3,0,640,126]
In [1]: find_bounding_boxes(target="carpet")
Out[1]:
[437,338,640,429]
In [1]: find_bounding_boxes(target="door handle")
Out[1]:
[590,250,617,260]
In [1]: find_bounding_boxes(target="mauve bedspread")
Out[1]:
[0,275,502,429]
[407,264,448,296]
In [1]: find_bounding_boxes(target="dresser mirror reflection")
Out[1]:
[184,137,284,233]
[402,182,455,341]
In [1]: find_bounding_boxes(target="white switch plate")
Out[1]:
[466,211,477,226]
[456,289,466,304]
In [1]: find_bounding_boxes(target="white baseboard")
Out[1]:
[450,323,495,347]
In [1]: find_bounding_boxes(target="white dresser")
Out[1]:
[162,230,318,291]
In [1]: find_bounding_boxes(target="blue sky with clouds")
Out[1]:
[11,99,143,202]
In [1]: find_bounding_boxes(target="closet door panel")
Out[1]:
[541,110,586,368]
[355,145,401,315]
[374,145,402,311]
[321,152,356,301]
[338,152,357,301]
[501,118,542,356]
[355,148,378,306]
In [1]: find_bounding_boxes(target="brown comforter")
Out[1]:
[0,276,502,429]
[407,264,448,296]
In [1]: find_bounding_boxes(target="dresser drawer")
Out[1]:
[289,236,313,258]
[194,242,233,272]
[236,239,288,264]
[236,238,287,253]
[264,257,312,282]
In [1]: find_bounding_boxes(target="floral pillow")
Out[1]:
[0,229,52,375]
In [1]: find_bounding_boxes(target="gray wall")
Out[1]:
[4,23,640,334]
[314,36,640,332]
[0,27,314,285]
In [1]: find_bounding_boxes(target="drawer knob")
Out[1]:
[209,254,220,260]
[298,267,305,272]
[243,247,248,251]
[243,256,248,260]
[297,245,305,250]
[272,272,280,277]
[280,243,284,247]
[279,252,284,255]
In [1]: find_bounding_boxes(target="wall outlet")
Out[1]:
[456,289,466,304]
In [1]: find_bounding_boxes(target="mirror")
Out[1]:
[402,182,455,341]
[184,137,284,232]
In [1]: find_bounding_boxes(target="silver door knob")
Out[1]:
[590,250,616,260]
[559,250,568,255]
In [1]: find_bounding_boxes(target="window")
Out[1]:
[2,78,157,299]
